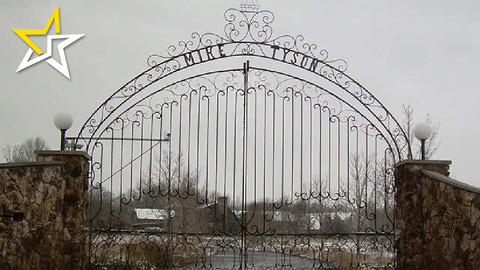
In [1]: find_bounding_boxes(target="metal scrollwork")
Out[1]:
[75,5,410,270]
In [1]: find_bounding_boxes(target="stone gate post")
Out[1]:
[0,150,89,270]
[396,160,480,269]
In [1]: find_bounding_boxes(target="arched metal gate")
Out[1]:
[74,6,411,270]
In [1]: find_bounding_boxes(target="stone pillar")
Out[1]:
[35,151,90,270]
[395,160,451,269]
[0,151,90,270]
[395,159,480,269]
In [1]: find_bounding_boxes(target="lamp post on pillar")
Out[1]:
[413,122,433,160]
[54,113,73,151]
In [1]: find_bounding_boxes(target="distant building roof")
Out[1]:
[134,208,175,220]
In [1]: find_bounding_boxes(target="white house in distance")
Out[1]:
[133,208,175,231]
[308,212,352,231]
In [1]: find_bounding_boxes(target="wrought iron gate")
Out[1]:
[74,5,411,270]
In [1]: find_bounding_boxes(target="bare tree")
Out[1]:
[1,137,49,162]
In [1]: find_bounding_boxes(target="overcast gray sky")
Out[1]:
[1,0,479,187]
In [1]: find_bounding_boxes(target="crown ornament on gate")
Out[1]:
[240,0,260,12]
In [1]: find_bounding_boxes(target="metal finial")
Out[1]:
[240,0,259,12]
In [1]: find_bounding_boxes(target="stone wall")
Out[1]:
[2,150,480,269]
[0,151,89,270]
[396,160,480,270]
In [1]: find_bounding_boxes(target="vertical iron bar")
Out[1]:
[291,90,294,201]
[167,105,174,268]
[196,89,201,203]
[114,121,123,215]
[109,131,114,228]
[241,60,249,270]
[205,97,210,205]
[187,92,193,195]
[223,89,229,233]
[215,91,221,222]
[178,96,184,194]
[299,92,303,197]
[263,89,267,232]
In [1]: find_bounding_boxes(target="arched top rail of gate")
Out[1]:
[75,7,412,161]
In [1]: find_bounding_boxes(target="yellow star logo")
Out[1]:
[12,5,84,79]
[12,5,60,55]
